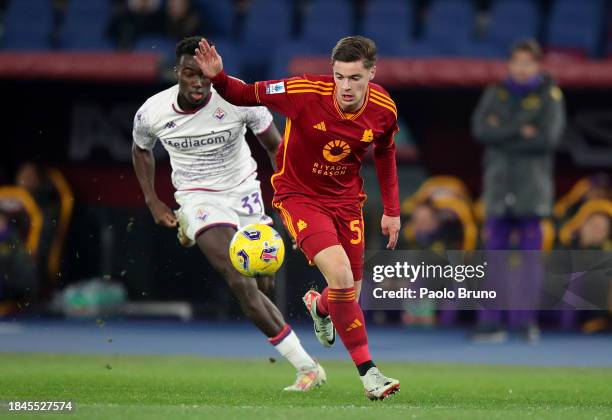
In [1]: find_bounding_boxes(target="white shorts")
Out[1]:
[174,173,273,241]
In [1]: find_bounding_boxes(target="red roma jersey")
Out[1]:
[211,72,400,216]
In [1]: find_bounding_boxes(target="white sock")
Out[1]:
[273,330,317,371]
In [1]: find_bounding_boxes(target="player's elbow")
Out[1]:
[132,142,149,159]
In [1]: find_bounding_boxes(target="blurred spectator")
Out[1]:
[408,202,441,249]
[49,0,69,49]
[562,205,612,333]
[403,201,468,252]
[554,174,611,222]
[577,212,611,250]
[14,162,62,285]
[16,162,56,210]
[399,201,440,327]
[398,195,477,327]
[471,39,566,342]
[107,0,163,49]
[164,0,202,41]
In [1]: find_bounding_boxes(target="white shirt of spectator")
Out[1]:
[133,85,273,191]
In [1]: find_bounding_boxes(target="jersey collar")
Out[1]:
[332,85,369,121]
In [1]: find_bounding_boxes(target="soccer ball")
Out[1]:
[229,224,285,277]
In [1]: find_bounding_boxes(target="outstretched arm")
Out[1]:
[195,39,299,118]
[194,39,259,106]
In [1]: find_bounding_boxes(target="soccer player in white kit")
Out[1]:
[131,36,325,391]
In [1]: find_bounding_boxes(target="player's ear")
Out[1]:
[369,66,376,81]
[173,66,178,80]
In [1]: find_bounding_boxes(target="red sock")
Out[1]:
[316,288,329,317]
[328,287,372,366]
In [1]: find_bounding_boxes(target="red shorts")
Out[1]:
[274,196,365,281]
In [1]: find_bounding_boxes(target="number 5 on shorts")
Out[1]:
[349,219,363,245]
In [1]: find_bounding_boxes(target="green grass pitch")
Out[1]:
[1,353,611,419]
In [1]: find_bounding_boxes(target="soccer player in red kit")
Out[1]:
[195,36,401,400]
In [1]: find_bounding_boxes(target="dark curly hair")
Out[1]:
[175,36,214,63]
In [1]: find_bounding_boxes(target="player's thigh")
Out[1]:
[273,198,337,263]
[195,225,237,275]
[335,203,365,282]
[175,191,240,242]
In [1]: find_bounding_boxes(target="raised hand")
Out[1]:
[194,38,224,79]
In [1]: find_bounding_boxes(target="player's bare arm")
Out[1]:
[255,123,282,170]
[131,143,177,228]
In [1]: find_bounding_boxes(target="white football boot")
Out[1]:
[303,290,336,347]
[361,367,400,401]
[283,362,327,391]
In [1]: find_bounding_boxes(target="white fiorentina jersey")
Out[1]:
[132,85,273,191]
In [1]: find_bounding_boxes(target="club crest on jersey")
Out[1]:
[195,209,208,222]
[266,82,285,95]
[361,129,374,143]
[214,107,226,120]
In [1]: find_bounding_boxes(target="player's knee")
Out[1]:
[326,264,354,289]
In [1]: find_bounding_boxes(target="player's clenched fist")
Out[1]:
[381,214,400,250]
[194,38,223,79]
[147,198,178,228]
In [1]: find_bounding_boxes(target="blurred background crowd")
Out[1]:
[0,0,611,75]
[1,0,611,342]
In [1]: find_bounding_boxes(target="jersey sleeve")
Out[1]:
[373,115,400,217]
[211,71,301,119]
[132,105,157,150]
[238,106,274,135]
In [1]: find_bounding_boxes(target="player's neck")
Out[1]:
[338,97,365,114]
